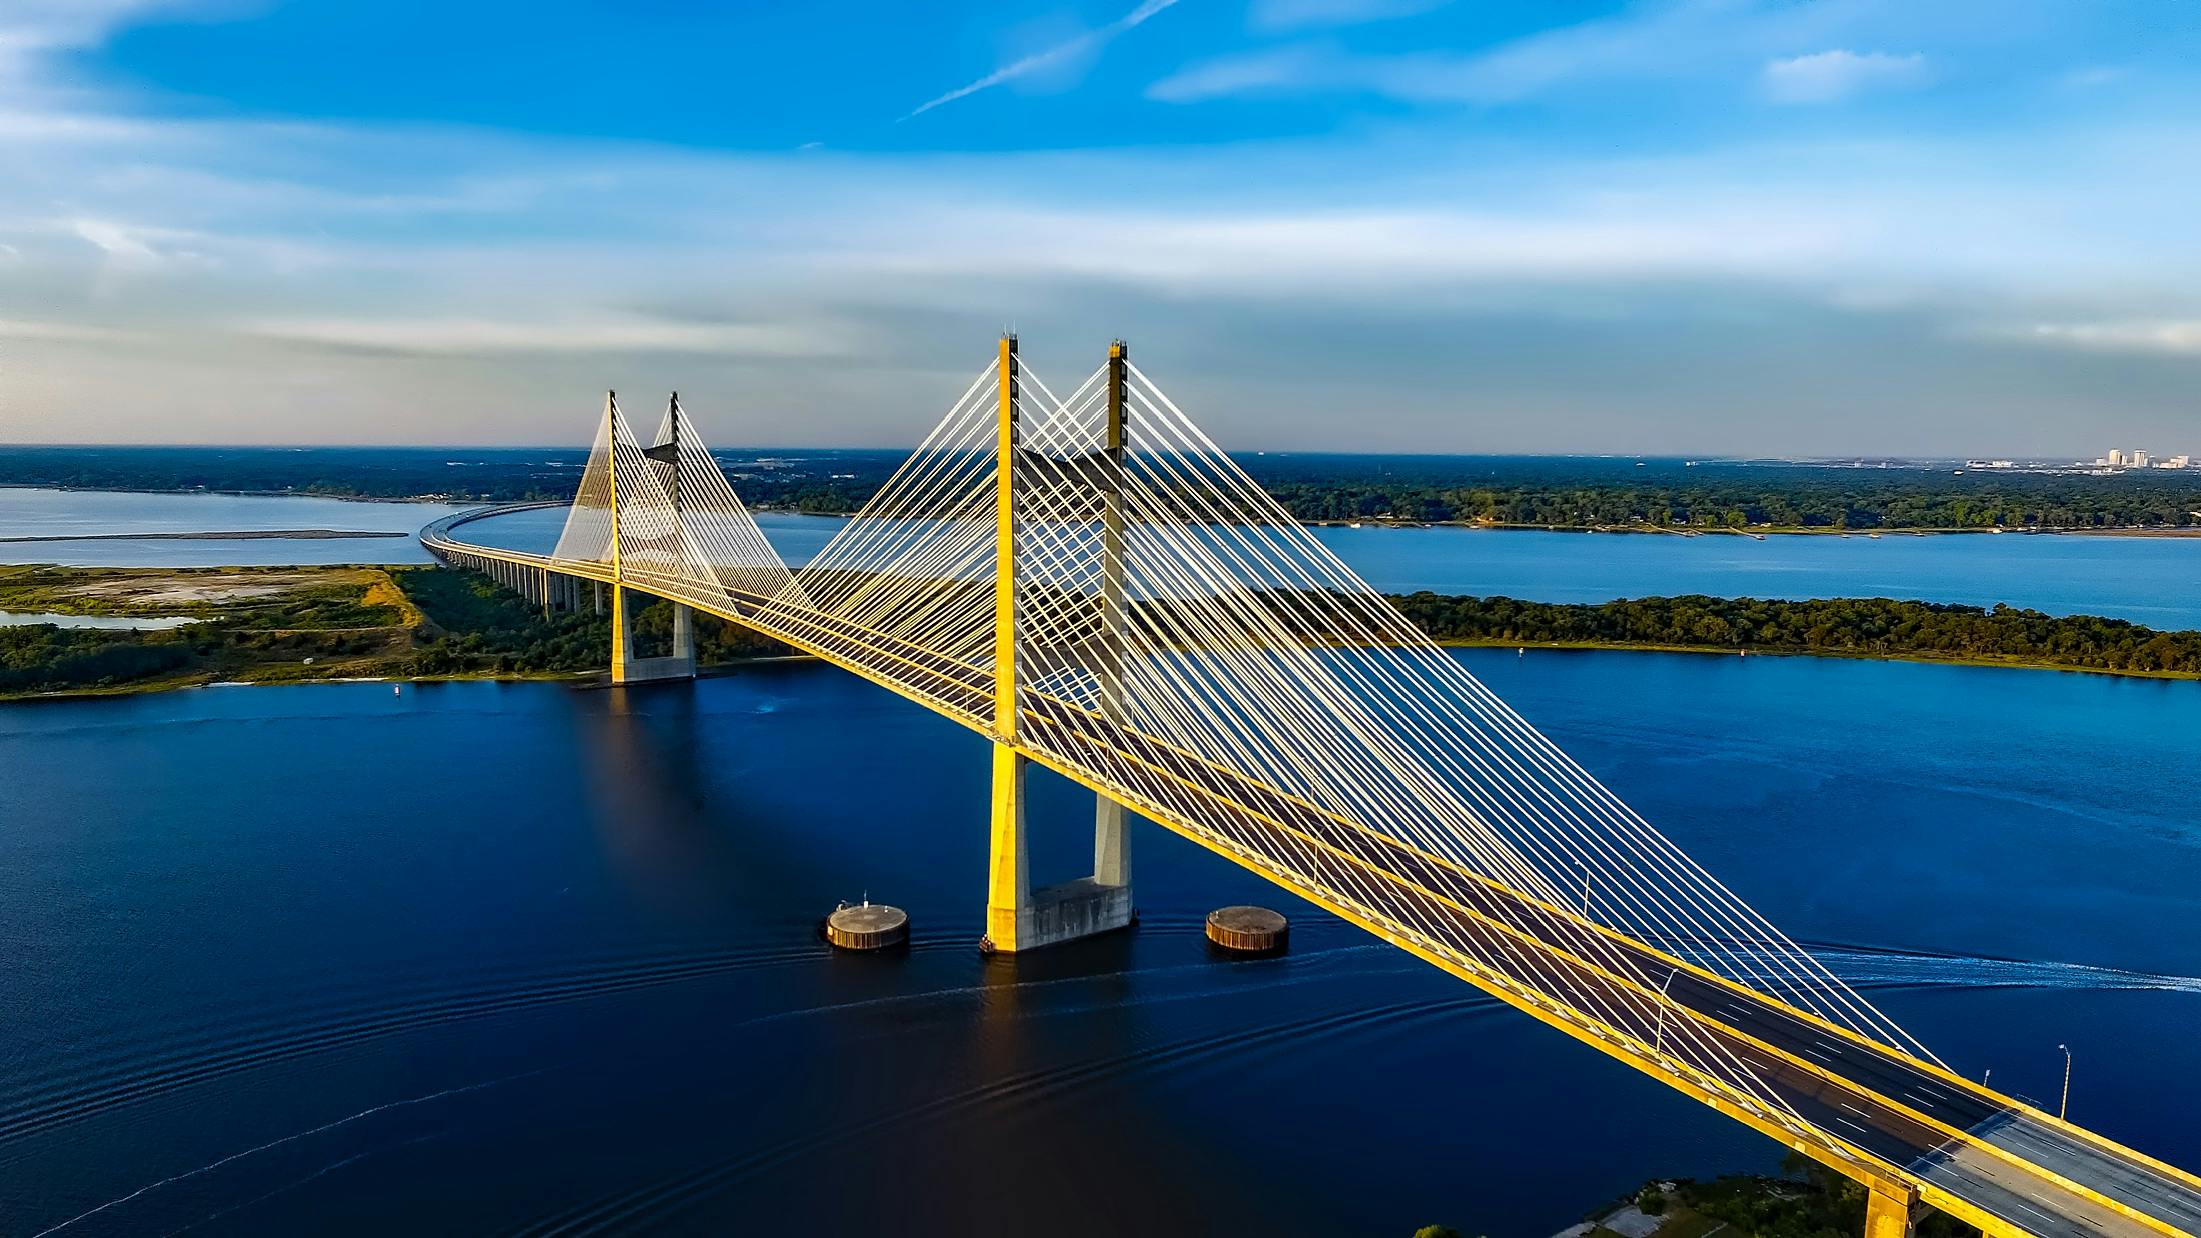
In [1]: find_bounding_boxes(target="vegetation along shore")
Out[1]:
[5,563,2198,700]
[9,446,2201,531]
[1414,1158,1984,1238]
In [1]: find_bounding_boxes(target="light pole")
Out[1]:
[2058,1044,2073,1120]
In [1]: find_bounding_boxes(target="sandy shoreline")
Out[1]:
[0,529,409,543]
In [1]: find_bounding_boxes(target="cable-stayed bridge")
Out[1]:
[421,337,2200,1238]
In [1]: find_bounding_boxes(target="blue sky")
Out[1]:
[1,0,2197,452]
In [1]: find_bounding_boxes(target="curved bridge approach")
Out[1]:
[422,338,2200,1238]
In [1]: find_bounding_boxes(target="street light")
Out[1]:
[1654,970,1678,1057]
[2058,1044,2073,1119]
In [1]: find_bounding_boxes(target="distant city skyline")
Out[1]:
[1,1,2198,453]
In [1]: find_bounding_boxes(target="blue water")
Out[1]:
[3,653,2196,1235]
[0,488,471,567]
[0,611,199,629]
[454,508,2201,630]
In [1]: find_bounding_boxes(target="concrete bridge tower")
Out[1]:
[982,336,1136,952]
[607,391,698,686]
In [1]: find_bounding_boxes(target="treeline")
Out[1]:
[1390,593,2201,674]
[12,446,2201,530]
[0,627,193,694]
[0,446,903,507]
[1659,1156,1979,1238]
[1264,471,2201,529]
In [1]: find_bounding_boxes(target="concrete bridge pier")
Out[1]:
[982,749,1135,954]
[980,336,1134,954]
[607,586,697,686]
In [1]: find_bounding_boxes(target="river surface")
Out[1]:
[5,489,2201,626]
[0,488,472,567]
[0,611,199,629]
[3,653,2197,1235]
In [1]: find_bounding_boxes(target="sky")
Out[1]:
[0,0,2196,454]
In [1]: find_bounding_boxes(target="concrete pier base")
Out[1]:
[982,747,1135,953]
[609,591,697,685]
[991,878,1135,953]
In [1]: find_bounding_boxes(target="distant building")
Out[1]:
[2131,449,2152,468]
[2107,449,2126,467]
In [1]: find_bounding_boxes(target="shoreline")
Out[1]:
[0,654,820,703]
[6,637,2188,705]
[0,482,473,506]
[1434,638,2201,682]
[0,529,409,543]
[1303,519,2201,537]
[7,483,2200,537]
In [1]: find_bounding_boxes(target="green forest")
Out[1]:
[9,446,2201,530]
[1390,592,2201,674]
[1263,473,2201,529]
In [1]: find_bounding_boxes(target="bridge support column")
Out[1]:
[985,743,1031,950]
[1092,338,1133,898]
[672,603,695,665]
[607,591,696,685]
[1864,1187,1918,1238]
[980,335,1135,954]
[609,583,633,683]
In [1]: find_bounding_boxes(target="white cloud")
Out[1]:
[72,218,169,264]
[1154,0,1793,105]
[1147,47,1331,102]
[2060,64,2130,90]
[1248,0,1449,34]
[904,0,1181,119]
[242,316,858,358]
[1762,49,1930,104]
[2,0,2197,449]
[0,317,132,342]
[1,1,189,44]
[2026,320,2201,356]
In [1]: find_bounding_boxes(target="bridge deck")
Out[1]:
[420,517,2201,1238]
